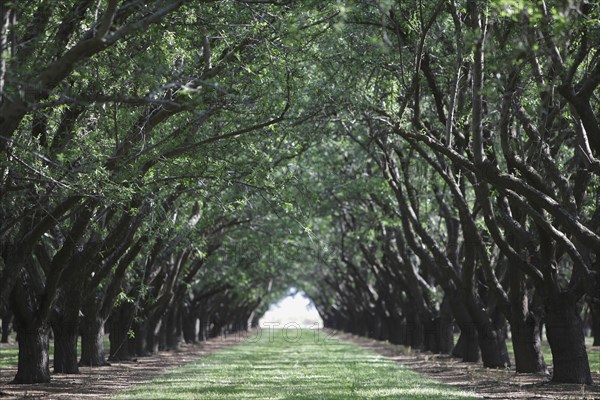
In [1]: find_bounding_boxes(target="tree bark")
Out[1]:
[131,318,151,356]
[509,267,546,373]
[52,320,79,374]
[477,322,510,368]
[182,304,197,343]
[387,316,404,345]
[545,293,593,384]
[452,324,480,362]
[424,315,454,354]
[108,302,135,361]
[1,312,12,342]
[438,299,455,354]
[12,321,50,383]
[423,317,438,353]
[79,314,108,366]
[165,304,181,350]
[198,314,209,342]
[51,283,82,374]
[406,311,424,349]
[511,313,546,373]
[379,315,390,341]
[448,296,480,362]
[157,317,167,351]
[145,317,161,354]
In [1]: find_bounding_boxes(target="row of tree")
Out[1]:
[0,0,315,384]
[300,0,600,385]
[0,0,598,387]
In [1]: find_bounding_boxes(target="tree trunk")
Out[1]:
[424,315,454,354]
[511,313,547,373]
[79,315,108,366]
[176,308,184,340]
[509,267,546,373]
[108,303,135,361]
[423,317,438,353]
[387,316,404,345]
[379,316,390,341]
[452,324,480,362]
[1,312,12,343]
[145,317,161,354]
[132,318,151,356]
[398,318,408,346]
[448,296,480,362]
[369,313,382,339]
[158,317,167,351]
[406,311,424,349]
[144,314,164,353]
[182,305,197,343]
[51,286,82,374]
[545,293,593,384]
[165,304,181,350]
[198,315,209,342]
[478,323,511,368]
[12,321,50,383]
[438,299,455,354]
[52,321,79,374]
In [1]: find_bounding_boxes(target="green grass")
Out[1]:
[0,342,17,369]
[114,330,476,400]
[587,337,600,373]
[0,335,110,369]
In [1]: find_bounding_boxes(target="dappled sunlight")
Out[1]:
[115,329,476,400]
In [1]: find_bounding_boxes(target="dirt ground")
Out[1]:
[0,333,243,399]
[338,331,600,399]
[1,331,599,399]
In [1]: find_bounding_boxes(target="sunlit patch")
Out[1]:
[259,288,323,328]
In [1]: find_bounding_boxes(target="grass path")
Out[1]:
[114,329,476,400]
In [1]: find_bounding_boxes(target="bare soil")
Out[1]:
[337,331,600,399]
[0,333,243,399]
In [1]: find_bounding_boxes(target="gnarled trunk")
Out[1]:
[545,293,593,384]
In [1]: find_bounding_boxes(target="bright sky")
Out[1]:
[259,289,323,328]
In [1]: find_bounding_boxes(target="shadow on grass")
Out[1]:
[115,330,476,400]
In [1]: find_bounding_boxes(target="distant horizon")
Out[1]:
[259,289,323,328]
